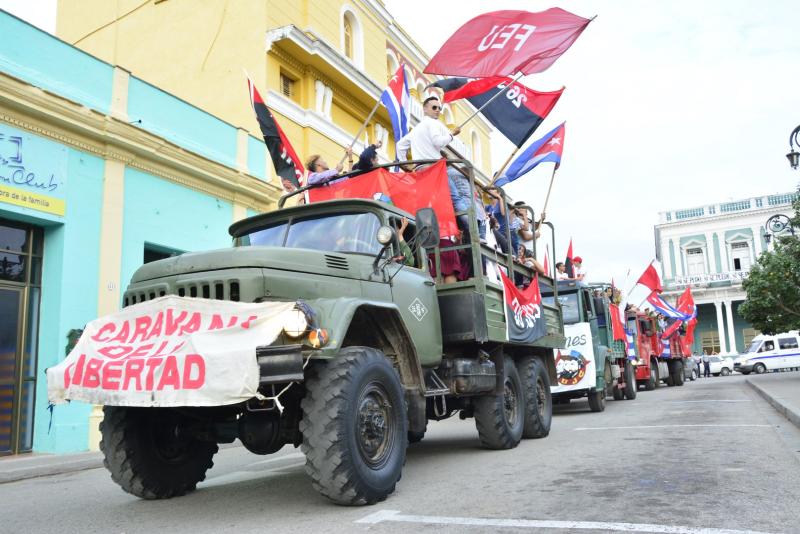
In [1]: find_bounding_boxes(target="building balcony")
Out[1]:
[658,191,798,224]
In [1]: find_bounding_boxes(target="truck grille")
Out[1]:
[124,279,241,307]
[324,255,349,270]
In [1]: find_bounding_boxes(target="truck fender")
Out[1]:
[304,298,426,396]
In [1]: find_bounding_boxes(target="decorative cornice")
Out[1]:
[0,71,281,213]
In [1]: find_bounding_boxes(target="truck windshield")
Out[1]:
[543,292,580,324]
[240,212,382,255]
[744,340,761,353]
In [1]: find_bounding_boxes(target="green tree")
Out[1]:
[739,194,800,334]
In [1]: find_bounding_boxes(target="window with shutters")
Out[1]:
[686,248,705,275]
[700,331,720,354]
[343,16,353,60]
[731,241,751,271]
[279,73,295,100]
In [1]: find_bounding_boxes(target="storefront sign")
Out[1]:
[0,124,68,216]
[673,271,749,287]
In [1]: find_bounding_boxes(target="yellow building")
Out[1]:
[56,0,494,193]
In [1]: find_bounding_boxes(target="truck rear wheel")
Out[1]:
[645,361,658,391]
[99,406,218,499]
[587,388,605,412]
[623,361,637,400]
[300,346,407,505]
[673,360,685,386]
[612,384,624,401]
[475,356,525,449]
[516,356,552,439]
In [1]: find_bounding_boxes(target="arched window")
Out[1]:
[442,105,454,127]
[343,17,353,60]
[386,50,399,81]
[416,80,426,100]
[471,130,482,168]
[340,7,364,67]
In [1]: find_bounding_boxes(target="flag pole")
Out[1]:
[489,145,522,186]
[456,71,525,131]
[337,99,382,167]
[537,164,559,224]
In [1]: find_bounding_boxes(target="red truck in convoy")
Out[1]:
[629,311,689,390]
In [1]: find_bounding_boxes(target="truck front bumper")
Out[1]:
[256,344,305,384]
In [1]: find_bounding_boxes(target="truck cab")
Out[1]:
[541,281,626,411]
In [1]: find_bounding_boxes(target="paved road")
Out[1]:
[3,374,800,534]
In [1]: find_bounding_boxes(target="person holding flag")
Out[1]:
[396,96,486,243]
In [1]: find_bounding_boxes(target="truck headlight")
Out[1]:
[282,309,309,338]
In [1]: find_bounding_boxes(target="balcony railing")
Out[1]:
[670,270,750,287]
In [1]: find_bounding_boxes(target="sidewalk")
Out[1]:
[0,450,103,484]
[746,371,800,430]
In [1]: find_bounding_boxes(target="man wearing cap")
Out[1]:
[573,256,586,281]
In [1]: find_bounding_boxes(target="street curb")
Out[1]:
[0,451,103,484]
[746,378,800,431]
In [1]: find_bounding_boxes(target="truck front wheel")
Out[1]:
[623,361,637,400]
[475,356,525,449]
[516,356,552,439]
[587,388,605,412]
[300,347,407,505]
[100,406,218,499]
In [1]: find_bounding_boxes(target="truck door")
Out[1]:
[385,221,442,367]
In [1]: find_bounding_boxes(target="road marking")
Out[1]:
[574,424,770,431]
[355,509,775,534]
[666,400,751,403]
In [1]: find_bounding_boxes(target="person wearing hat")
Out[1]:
[573,256,586,281]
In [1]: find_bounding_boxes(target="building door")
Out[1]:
[731,242,751,271]
[0,219,42,455]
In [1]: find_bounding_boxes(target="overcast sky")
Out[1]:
[3,0,799,290]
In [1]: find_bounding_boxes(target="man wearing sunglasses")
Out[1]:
[396,97,486,246]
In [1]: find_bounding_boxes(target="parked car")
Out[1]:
[709,356,733,376]
[684,357,698,381]
[734,331,800,374]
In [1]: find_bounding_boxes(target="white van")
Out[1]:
[734,331,800,374]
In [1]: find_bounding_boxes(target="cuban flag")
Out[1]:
[495,122,565,187]
[646,292,690,320]
[625,328,636,361]
[380,64,411,143]
[661,338,672,358]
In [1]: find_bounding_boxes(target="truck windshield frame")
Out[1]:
[543,292,580,324]
[238,211,383,256]
[744,340,761,353]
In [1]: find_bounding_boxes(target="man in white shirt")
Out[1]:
[396,97,485,242]
[572,256,586,281]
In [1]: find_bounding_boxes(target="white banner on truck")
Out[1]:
[47,296,296,407]
[551,322,596,394]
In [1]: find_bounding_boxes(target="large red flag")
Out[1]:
[247,77,304,189]
[307,160,457,236]
[543,249,550,276]
[609,303,626,342]
[424,8,592,78]
[677,287,698,346]
[636,262,663,293]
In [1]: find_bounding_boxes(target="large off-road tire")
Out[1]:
[99,406,218,500]
[516,356,552,439]
[672,360,685,386]
[587,388,606,412]
[623,361,637,400]
[475,356,525,449]
[300,347,407,506]
[612,384,624,401]
[645,361,658,391]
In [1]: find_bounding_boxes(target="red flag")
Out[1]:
[609,303,626,342]
[247,77,304,189]
[500,271,545,343]
[424,8,592,78]
[543,249,550,276]
[677,287,697,345]
[636,262,663,293]
[307,160,457,236]
[565,238,574,278]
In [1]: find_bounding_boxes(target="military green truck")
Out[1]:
[542,281,636,412]
[99,160,565,505]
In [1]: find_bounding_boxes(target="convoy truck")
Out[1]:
[630,311,687,389]
[542,282,636,412]
[96,160,565,505]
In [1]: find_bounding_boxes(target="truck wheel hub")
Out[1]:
[357,384,394,467]
[503,379,518,422]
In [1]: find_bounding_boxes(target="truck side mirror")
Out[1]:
[415,208,439,248]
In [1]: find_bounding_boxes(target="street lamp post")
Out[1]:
[763,213,795,246]
[787,125,800,170]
